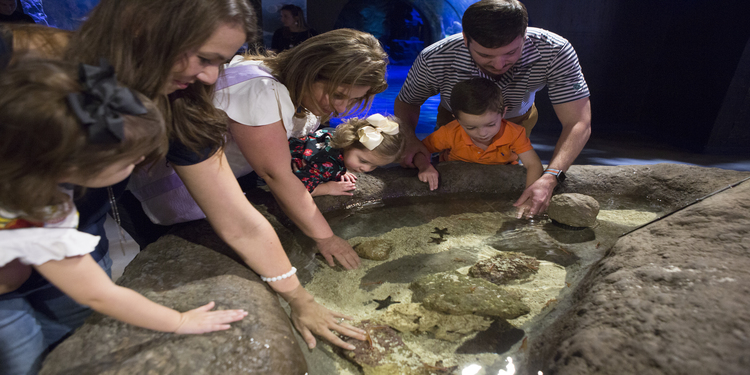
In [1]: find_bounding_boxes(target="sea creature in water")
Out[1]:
[373,295,400,310]
[431,227,450,237]
[429,237,446,244]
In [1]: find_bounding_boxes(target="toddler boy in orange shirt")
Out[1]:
[414,77,543,218]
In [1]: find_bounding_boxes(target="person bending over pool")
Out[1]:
[290,114,405,197]
[415,77,543,218]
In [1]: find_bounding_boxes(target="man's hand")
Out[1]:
[315,234,361,269]
[513,174,557,218]
[400,135,431,168]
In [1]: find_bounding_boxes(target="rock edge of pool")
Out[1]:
[41,163,750,375]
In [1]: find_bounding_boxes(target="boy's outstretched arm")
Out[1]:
[414,151,439,190]
[35,255,247,334]
[515,150,544,218]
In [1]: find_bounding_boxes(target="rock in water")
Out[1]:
[354,238,394,260]
[547,193,600,228]
[410,271,530,319]
[376,303,492,341]
[469,252,540,284]
[336,321,431,375]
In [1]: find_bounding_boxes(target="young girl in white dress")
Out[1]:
[0,60,247,374]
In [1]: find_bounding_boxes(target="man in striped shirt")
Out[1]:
[395,0,591,218]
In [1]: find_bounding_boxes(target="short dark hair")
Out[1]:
[450,77,505,117]
[462,0,528,48]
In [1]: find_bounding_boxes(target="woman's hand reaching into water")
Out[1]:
[315,234,361,269]
[279,285,367,350]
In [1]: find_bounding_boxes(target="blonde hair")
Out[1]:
[0,60,166,222]
[254,29,388,122]
[331,116,405,161]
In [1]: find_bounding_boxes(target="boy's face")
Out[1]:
[456,110,503,147]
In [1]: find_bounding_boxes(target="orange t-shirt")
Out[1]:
[421,119,533,165]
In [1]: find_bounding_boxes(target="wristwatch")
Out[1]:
[544,168,566,184]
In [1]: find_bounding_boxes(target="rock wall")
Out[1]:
[40,163,749,374]
[524,175,750,374]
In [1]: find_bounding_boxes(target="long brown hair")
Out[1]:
[66,0,257,155]
[0,60,166,222]
[258,28,388,122]
[1,24,71,65]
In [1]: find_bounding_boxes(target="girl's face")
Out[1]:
[302,82,370,117]
[343,148,394,173]
[280,10,295,28]
[62,156,145,188]
[166,23,246,94]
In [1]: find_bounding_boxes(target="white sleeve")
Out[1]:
[0,228,100,267]
[214,77,296,138]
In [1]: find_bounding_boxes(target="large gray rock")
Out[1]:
[41,220,307,375]
[525,177,750,375]
[547,193,600,227]
[410,271,530,319]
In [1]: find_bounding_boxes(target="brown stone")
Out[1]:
[469,251,540,284]
[547,193,600,228]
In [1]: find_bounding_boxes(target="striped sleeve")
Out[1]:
[396,50,441,106]
[546,41,590,105]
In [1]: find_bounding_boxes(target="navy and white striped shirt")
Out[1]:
[396,28,590,119]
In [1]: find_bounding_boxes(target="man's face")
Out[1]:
[0,0,17,16]
[464,34,525,78]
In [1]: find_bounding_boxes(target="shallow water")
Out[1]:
[289,194,665,374]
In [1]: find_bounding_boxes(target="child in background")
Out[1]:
[0,60,247,361]
[414,77,543,218]
[290,114,404,196]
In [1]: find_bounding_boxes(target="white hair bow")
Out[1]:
[357,114,399,150]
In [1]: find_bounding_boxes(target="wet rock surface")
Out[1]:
[469,251,540,285]
[41,220,307,375]
[336,321,430,375]
[456,319,525,355]
[375,303,493,341]
[410,271,530,319]
[526,177,750,375]
[359,247,480,290]
[547,193,600,228]
[353,238,394,261]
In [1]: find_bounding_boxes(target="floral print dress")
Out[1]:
[289,128,346,193]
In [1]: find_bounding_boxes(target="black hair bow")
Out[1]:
[67,59,147,144]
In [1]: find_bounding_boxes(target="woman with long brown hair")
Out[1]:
[0,1,364,371]
[67,0,367,352]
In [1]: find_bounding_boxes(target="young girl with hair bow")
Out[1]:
[289,114,405,196]
[0,60,247,375]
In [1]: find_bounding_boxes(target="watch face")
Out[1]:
[558,171,566,184]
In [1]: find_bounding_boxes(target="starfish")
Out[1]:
[432,227,450,237]
[373,295,400,310]
[429,237,447,244]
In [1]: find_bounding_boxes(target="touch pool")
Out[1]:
[292,194,663,375]
[40,163,750,375]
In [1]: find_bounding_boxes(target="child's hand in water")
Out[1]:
[418,165,439,191]
[174,301,248,334]
[311,181,356,196]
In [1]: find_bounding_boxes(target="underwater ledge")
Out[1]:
[41,163,750,375]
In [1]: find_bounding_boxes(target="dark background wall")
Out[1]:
[32,0,750,155]
[308,0,750,155]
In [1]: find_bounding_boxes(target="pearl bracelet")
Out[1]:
[261,267,297,282]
